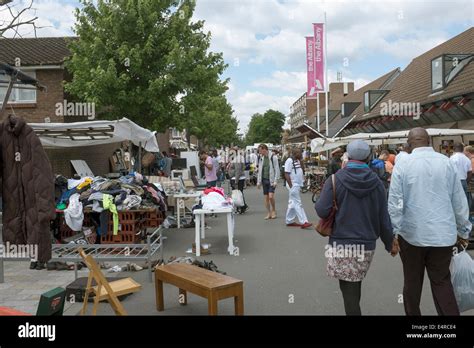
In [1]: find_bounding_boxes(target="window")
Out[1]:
[341,102,360,118]
[431,54,473,92]
[0,70,37,104]
[171,128,181,138]
[431,56,443,91]
[364,90,387,112]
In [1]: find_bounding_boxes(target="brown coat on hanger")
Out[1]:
[0,115,55,263]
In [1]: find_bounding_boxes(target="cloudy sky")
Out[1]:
[2,0,472,132]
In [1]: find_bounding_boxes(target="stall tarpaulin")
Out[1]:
[311,128,474,153]
[29,118,160,152]
[310,137,348,153]
[337,129,474,142]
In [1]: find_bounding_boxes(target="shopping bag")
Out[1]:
[232,190,244,207]
[450,250,474,312]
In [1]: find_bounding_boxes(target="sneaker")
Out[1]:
[300,222,313,229]
[286,222,302,227]
[29,262,37,270]
[35,262,46,270]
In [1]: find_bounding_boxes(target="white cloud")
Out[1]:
[195,0,472,66]
[228,90,297,132]
[252,71,306,94]
[0,0,76,37]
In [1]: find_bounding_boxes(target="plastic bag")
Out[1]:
[450,250,474,312]
[232,190,244,207]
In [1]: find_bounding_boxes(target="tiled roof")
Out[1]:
[322,68,401,137]
[358,27,474,121]
[0,37,73,66]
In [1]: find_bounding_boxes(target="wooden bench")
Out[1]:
[155,264,244,315]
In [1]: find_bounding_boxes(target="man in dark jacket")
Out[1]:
[315,139,397,315]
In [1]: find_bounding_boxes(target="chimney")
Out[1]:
[329,82,354,104]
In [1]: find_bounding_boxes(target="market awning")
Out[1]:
[295,123,327,139]
[29,117,160,152]
[311,128,474,153]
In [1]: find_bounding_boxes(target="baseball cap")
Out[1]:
[347,140,370,161]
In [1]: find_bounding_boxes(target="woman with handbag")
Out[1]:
[315,139,398,315]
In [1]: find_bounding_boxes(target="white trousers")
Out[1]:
[285,185,308,224]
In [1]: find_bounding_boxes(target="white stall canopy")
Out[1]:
[311,128,474,153]
[29,117,160,152]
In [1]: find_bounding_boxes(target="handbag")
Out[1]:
[315,174,338,237]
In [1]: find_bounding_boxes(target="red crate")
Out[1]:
[100,230,141,244]
[142,210,163,228]
[58,212,95,242]
[100,220,142,244]
[144,218,163,228]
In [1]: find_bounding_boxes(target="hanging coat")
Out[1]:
[0,115,55,263]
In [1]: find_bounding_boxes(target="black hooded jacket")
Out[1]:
[315,162,393,251]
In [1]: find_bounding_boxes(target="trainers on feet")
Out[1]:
[300,222,313,229]
[286,222,302,227]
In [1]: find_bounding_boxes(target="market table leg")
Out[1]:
[177,198,181,229]
[208,291,218,315]
[201,212,205,239]
[195,214,201,257]
[227,213,235,255]
[234,285,244,315]
[155,277,164,311]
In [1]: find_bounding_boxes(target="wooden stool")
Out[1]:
[155,264,244,315]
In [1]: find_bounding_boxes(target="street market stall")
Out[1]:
[311,128,474,153]
[29,118,160,152]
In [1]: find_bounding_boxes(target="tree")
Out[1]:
[245,109,286,145]
[65,0,236,147]
[0,0,40,38]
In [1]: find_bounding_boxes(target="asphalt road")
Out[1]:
[76,181,474,316]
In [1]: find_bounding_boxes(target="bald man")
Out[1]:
[388,128,471,315]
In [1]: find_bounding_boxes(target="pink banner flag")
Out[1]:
[313,23,325,92]
[306,37,317,98]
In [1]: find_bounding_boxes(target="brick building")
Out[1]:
[287,82,354,144]
[0,37,198,176]
[0,37,71,123]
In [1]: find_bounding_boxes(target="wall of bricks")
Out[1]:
[6,69,65,123]
[45,143,119,177]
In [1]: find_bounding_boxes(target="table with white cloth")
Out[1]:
[193,207,235,257]
[172,192,203,229]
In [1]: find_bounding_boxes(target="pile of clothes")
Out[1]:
[54,173,167,237]
[201,187,233,210]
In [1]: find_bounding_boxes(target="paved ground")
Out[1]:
[1,182,473,315]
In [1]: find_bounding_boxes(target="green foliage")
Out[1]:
[245,109,286,145]
[65,0,237,147]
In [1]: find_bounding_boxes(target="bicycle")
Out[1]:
[301,169,327,203]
